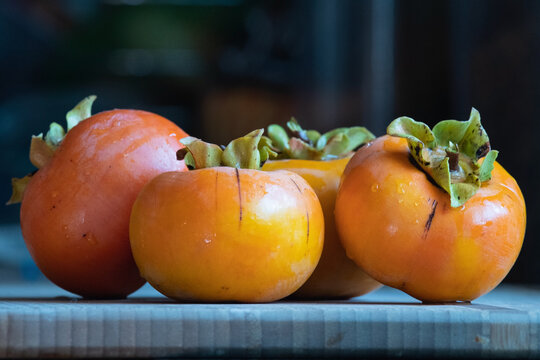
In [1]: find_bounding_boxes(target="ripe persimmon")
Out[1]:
[262,119,381,299]
[335,109,526,302]
[12,96,188,298]
[129,130,324,302]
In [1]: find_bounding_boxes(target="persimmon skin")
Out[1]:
[129,168,324,303]
[335,135,526,302]
[262,158,380,299]
[21,110,188,298]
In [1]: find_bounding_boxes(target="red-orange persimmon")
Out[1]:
[18,97,188,298]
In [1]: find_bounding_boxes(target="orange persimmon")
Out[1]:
[335,109,526,302]
[262,119,380,299]
[129,130,324,302]
[14,96,188,298]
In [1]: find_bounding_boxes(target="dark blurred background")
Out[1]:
[0,0,539,284]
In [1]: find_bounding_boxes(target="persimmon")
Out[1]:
[262,119,381,299]
[129,130,324,302]
[335,109,526,302]
[11,96,188,298]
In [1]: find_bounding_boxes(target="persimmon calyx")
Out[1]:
[6,174,33,205]
[387,108,498,207]
[268,117,375,161]
[8,95,97,205]
[177,129,278,170]
[30,95,97,169]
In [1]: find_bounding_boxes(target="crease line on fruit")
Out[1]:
[423,199,438,239]
[234,168,243,227]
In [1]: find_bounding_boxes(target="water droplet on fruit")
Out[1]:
[169,133,177,137]
[397,183,406,194]
[86,233,98,245]
[371,184,379,192]
[204,239,211,244]
[398,198,404,204]
[414,201,419,207]
[415,219,420,224]
[387,224,398,235]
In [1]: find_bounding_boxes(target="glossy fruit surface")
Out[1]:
[262,158,380,299]
[130,167,324,302]
[21,109,187,298]
[335,135,526,302]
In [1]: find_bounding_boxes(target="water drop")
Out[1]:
[415,219,420,224]
[371,184,379,192]
[169,133,177,137]
[387,224,398,235]
[398,183,406,194]
[398,198,404,204]
[204,239,212,244]
[414,201,419,207]
[86,233,98,245]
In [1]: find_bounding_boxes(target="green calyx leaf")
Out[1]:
[29,95,97,170]
[44,122,66,148]
[268,117,375,161]
[66,95,97,131]
[387,108,498,207]
[321,127,376,160]
[267,124,290,152]
[257,135,279,164]
[9,96,97,205]
[178,129,278,170]
[479,150,499,182]
[287,117,322,145]
[6,174,33,205]
[177,137,223,169]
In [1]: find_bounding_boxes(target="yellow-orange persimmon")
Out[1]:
[129,131,324,302]
[17,96,188,298]
[335,110,526,302]
[262,119,380,299]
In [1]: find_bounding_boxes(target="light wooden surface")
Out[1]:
[0,282,539,358]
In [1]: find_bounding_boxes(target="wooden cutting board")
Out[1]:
[0,283,539,358]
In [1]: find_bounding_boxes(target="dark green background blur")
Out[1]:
[1,0,539,284]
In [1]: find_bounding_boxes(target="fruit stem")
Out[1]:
[446,150,460,172]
